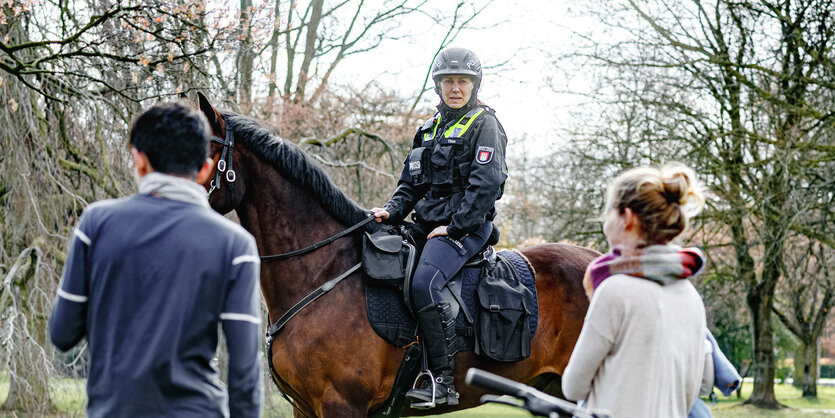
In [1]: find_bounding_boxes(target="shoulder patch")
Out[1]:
[476,146,494,164]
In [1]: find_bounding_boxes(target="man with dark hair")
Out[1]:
[49,101,264,418]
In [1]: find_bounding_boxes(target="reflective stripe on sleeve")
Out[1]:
[74,229,92,246]
[232,255,260,265]
[57,288,88,303]
[220,313,261,324]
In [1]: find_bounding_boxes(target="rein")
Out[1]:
[260,215,374,261]
[260,216,374,334]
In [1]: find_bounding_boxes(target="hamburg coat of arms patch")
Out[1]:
[476,146,494,164]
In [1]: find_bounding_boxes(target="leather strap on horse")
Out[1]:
[266,263,362,338]
[260,216,374,261]
[209,120,236,194]
[264,263,362,417]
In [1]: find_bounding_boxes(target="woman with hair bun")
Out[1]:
[562,164,715,418]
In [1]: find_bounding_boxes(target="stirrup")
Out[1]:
[409,369,438,409]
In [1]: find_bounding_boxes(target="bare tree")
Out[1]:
[556,0,835,408]
[237,0,255,112]
[242,0,501,209]
[0,0,224,412]
[774,238,835,397]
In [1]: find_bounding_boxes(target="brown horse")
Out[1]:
[194,93,597,417]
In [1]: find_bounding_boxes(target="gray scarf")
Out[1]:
[138,172,210,208]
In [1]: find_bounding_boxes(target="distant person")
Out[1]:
[562,164,713,418]
[49,102,264,418]
[370,47,508,408]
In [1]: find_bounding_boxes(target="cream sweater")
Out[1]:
[563,274,712,418]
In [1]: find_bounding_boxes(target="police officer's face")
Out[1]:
[439,75,474,109]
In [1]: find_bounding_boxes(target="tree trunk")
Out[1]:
[236,0,254,113]
[293,0,323,102]
[267,0,281,103]
[801,340,818,397]
[794,341,805,388]
[1,245,56,413]
[747,281,780,408]
[282,0,296,100]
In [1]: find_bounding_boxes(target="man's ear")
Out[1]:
[196,158,213,185]
[131,148,153,177]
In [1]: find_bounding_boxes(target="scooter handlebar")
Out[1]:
[465,368,605,418]
[465,368,528,398]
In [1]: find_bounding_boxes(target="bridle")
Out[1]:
[208,121,236,197]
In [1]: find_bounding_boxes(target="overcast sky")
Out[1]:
[332,0,594,159]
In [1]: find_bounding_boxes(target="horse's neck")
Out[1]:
[236,152,359,316]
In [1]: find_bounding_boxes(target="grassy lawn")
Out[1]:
[706,382,835,417]
[3,375,835,417]
[0,374,87,417]
[430,383,835,417]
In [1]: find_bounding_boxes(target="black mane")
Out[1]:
[224,112,369,227]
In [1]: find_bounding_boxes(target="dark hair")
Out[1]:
[129,101,210,176]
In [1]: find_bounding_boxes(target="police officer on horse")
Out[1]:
[371,47,508,408]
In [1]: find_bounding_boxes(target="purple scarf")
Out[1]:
[585,245,705,295]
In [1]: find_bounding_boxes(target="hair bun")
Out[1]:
[606,163,705,244]
[660,164,704,217]
[661,176,687,205]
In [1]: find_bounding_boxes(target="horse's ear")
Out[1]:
[178,92,194,107]
[197,92,221,133]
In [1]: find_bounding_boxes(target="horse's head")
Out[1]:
[193,92,246,214]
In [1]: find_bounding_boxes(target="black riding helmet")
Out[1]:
[431,47,482,93]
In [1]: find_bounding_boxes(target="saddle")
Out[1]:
[363,224,539,417]
[362,224,539,359]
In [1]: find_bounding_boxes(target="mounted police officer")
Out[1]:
[371,47,508,408]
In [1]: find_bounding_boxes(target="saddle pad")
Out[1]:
[364,249,538,349]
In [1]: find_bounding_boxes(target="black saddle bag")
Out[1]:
[475,271,534,362]
[362,229,416,288]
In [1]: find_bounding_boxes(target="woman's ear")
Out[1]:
[623,207,639,232]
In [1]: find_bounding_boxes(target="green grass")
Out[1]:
[0,373,87,417]
[3,375,835,417]
[428,383,835,417]
[706,382,835,417]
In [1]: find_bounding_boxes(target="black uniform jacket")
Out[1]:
[384,104,508,240]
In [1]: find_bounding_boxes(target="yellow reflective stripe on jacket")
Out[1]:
[444,108,485,139]
[423,107,486,142]
[423,115,441,142]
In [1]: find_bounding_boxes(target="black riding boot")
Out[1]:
[406,302,459,408]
